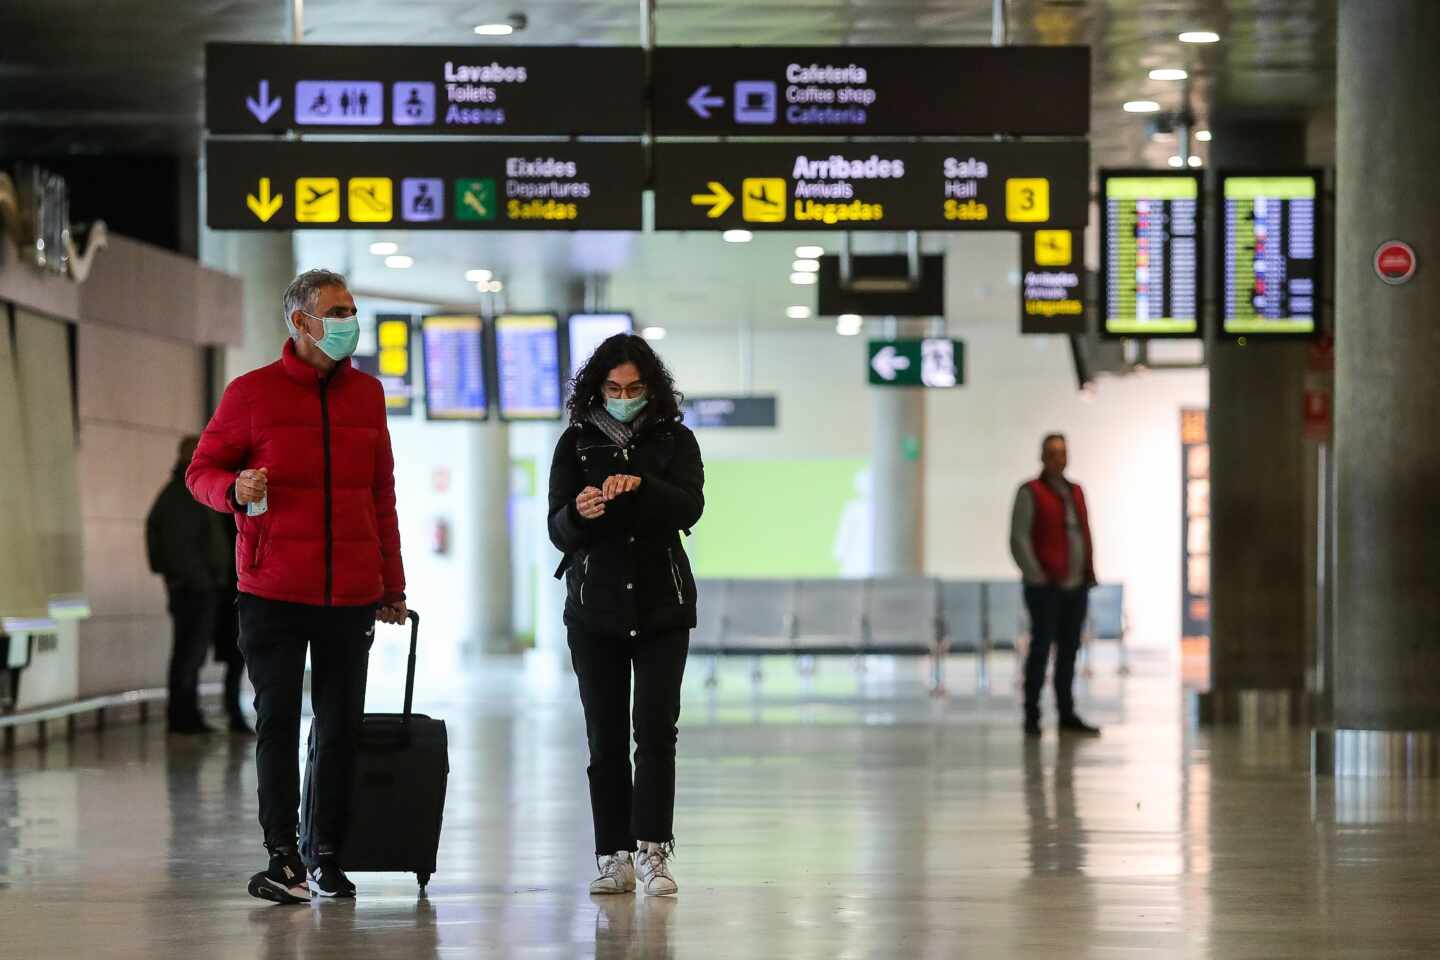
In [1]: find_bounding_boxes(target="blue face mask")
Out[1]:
[606,395,649,423]
[295,311,360,362]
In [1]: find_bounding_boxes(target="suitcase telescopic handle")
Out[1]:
[403,609,420,721]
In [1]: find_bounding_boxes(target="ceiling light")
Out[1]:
[474,23,515,36]
[1124,100,1161,113]
[465,268,492,283]
[478,279,504,293]
[1195,129,1212,142]
[722,229,753,243]
[1188,155,1204,168]
[1168,155,1185,168]
[836,315,864,336]
[1149,68,1188,81]
[384,254,414,269]
[792,259,821,273]
[369,241,399,256]
[790,272,818,285]
[786,306,812,320]
[641,326,667,341]
[795,245,824,259]
[1178,30,1220,43]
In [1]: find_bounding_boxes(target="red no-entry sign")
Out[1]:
[1374,240,1417,285]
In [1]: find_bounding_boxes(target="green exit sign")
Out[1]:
[868,338,965,387]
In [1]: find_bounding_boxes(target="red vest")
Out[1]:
[1028,477,1095,586]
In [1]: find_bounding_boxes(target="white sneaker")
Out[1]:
[589,851,636,895]
[636,845,677,897]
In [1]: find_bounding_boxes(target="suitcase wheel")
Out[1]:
[418,872,430,890]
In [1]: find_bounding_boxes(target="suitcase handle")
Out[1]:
[403,609,420,721]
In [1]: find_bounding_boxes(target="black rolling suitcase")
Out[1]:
[300,610,448,890]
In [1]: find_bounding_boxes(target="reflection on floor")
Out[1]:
[3,652,1440,958]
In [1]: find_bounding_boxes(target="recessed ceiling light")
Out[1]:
[1168,155,1185,168]
[465,268,492,283]
[1195,129,1212,142]
[641,326,667,341]
[384,254,414,269]
[786,306,812,320]
[1149,68,1188,81]
[722,229,753,243]
[790,272,818,286]
[792,259,821,273]
[474,23,515,36]
[795,245,824,259]
[1179,31,1220,43]
[1188,155,1204,168]
[369,241,399,256]
[1124,100,1162,113]
[836,314,864,336]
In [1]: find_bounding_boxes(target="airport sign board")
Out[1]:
[205,43,645,136]
[868,339,965,388]
[205,140,644,230]
[1021,228,1087,335]
[652,46,1090,137]
[654,140,1089,232]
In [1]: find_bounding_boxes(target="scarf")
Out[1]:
[588,405,639,448]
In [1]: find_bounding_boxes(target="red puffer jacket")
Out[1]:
[187,340,405,608]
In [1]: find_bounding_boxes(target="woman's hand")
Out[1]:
[602,474,643,501]
[576,486,607,520]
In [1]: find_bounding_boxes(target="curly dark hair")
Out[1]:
[567,334,684,422]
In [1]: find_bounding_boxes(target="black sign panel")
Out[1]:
[1020,229,1087,335]
[1219,172,1323,338]
[682,396,778,428]
[1101,171,1203,338]
[205,43,644,135]
[351,315,415,415]
[205,140,643,230]
[654,140,1088,232]
[817,255,945,317]
[652,46,1089,137]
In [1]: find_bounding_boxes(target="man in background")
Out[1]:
[146,435,232,735]
[1009,433,1102,739]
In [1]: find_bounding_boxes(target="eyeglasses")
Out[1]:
[603,382,647,400]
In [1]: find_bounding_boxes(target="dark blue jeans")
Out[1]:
[1023,585,1089,724]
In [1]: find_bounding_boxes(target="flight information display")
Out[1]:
[496,314,563,421]
[421,315,487,420]
[351,315,414,416]
[567,313,633,380]
[1220,173,1321,336]
[1101,172,1202,337]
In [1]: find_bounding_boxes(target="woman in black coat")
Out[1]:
[547,334,704,898]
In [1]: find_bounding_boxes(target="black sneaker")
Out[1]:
[308,858,356,899]
[1059,715,1102,737]
[1024,719,1042,739]
[248,847,311,905]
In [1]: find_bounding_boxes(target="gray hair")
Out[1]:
[282,268,348,338]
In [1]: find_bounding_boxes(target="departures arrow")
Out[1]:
[689,181,734,219]
[246,178,284,223]
[687,85,726,119]
[871,345,912,382]
[246,79,282,123]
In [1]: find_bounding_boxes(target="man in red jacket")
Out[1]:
[188,268,407,905]
[1009,433,1101,739]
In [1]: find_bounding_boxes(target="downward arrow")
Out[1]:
[687,85,725,119]
[246,178,284,223]
[246,79,282,123]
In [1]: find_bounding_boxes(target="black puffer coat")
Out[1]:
[548,417,705,637]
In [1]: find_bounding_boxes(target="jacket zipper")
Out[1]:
[667,548,683,604]
[320,378,334,606]
[581,555,589,606]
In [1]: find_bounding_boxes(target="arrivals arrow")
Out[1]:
[687,85,725,119]
[246,178,284,223]
[871,345,912,381]
[245,79,282,123]
[689,181,734,219]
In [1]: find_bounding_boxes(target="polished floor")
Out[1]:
[4,650,1440,959]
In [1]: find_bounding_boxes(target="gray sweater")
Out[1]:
[1009,477,1089,589]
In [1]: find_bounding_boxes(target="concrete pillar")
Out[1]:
[1200,120,1314,725]
[1316,0,1440,774]
[199,231,294,384]
[871,387,925,576]
[470,419,515,654]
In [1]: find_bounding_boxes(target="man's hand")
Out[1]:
[235,468,269,505]
[576,486,607,521]
[376,600,408,625]
[601,474,642,502]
